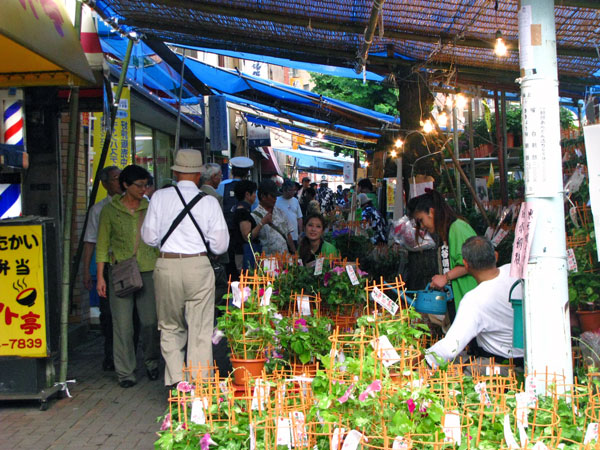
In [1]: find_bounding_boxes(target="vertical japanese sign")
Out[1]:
[91,85,132,200]
[510,202,537,279]
[386,178,396,213]
[583,124,600,260]
[0,225,47,357]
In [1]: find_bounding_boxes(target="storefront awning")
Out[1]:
[272,146,356,174]
[0,0,95,87]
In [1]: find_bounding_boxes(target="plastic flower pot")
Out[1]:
[230,357,267,386]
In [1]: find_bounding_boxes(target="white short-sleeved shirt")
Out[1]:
[275,196,303,240]
[425,264,524,366]
[83,196,112,244]
[141,180,229,255]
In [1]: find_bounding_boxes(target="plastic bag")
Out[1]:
[580,331,600,369]
[388,215,436,252]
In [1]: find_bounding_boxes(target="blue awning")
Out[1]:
[174,45,385,82]
[273,146,353,173]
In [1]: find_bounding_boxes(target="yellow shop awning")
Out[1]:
[0,0,95,87]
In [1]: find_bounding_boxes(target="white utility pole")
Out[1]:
[518,0,572,385]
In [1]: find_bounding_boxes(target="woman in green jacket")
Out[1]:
[409,189,477,311]
[96,165,160,388]
[297,213,339,266]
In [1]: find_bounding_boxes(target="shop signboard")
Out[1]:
[0,224,47,357]
[91,85,132,201]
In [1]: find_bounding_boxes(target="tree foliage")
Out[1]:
[309,73,399,116]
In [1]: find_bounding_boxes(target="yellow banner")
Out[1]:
[0,225,47,357]
[386,178,396,213]
[91,86,132,200]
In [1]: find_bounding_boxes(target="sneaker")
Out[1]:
[119,380,136,388]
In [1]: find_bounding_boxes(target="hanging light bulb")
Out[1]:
[455,93,468,110]
[421,119,434,134]
[364,161,370,167]
[437,112,448,127]
[394,138,404,148]
[390,149,398,158]
[494,30,508,57]
[317,131,324,139]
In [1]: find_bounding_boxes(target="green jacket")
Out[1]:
[96,195,158,272]
[448,219,478,309]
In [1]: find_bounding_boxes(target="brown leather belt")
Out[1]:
[159,252,207,259]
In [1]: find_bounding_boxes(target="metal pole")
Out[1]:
[501,90,509,201]
[174,49,187,154]
[518,0,572,386]
[468,98,476,203]
[494,91,508,206]
[59,0,82,383]
[452,105,461,211]
[393,156,403,220]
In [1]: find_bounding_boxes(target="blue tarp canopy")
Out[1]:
[272,146,355,173]
[174,45,385,82]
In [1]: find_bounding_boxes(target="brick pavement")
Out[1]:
[0,329,167,449]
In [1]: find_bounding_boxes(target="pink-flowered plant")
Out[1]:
[358,380,382,401]
[176,381,192,393]
[332,266,345,275]
[337,383,356,404]
[200,433,217,450]
[407,398,416,414]
[160,413,171,431]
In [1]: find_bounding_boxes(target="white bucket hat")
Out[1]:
[171,149,203,173]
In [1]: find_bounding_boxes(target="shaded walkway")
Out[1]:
[0,329,166,449]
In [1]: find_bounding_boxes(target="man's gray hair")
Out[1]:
[200,163,222,184]
[461,236,496,270]
[99,166,119,182]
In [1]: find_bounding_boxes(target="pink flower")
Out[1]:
[160,413,171,431]
[323,272,332,286]
[357,268,368,277]
[283,269,288,274]
[407,398,416,414]
[176,381,192,392]
[333,266,345,275]
[259,288,265,297]
[201,433,217,450]
[294,318,308,332]
[337,383,355,404]
[358,380,382,401]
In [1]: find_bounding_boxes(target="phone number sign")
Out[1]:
[0,225,47,357]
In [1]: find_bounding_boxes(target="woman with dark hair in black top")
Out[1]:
[232,180,261,272]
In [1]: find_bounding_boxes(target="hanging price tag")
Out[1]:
[370,286,399,315]
[442,411,461,445]
[190,398,206,424]
[251,379,270,411]
[485,366,501,376]
[296,295,311,316]
[331,428,346,450]
[392,436,410,449]
[261,286,273,306]
[276,417,292,446]
[566,248,578,272]
[314,257,324,276]
[503,414,519,449]
[289,411,308,447]
[515,392,530,428]
[370,335,401,367]
[569,206,580,228]
[474,382,491,405]
[584,423,599,445]
[346,265,360,286]
[491,228,508,247]
[341,430,364,450]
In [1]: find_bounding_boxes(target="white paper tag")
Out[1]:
[569,206,580,228]
[298,258,303,266]
[331,428,346,450]
[485,365,501,376]
[503,414,519,449]
[442,411,461,445]
[491,228,508,247]
[276,417,292,447]
[219,381,229,395]
[251,379,270,411]
[250,423,256,450]
[289,411,308,447]
[314,257,324,275]
[370,335,401,367]
[525,375,542,402]
[392,436,410,449]
[485,226,494,240]
[341,430,364,450]
[231,281,242,308]
[515,392,530,428]
[264,257,279,275]
[370,286,399,316]
[296,295,312,316]
[474,382,491,405]
[346,265,360,286]
[190,398,206,424]
[566,248,578,272]
[584,423,599,444]
[261,286,273,306]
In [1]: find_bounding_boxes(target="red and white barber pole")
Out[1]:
[3,98,24,146]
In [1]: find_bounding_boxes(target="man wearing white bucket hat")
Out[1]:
[142,149,229,386]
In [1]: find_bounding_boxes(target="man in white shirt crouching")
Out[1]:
[425,236,524,372]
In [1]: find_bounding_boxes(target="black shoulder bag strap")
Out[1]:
[160,187,206,248]
[171,186,212,254]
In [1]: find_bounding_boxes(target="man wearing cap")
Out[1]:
[217,156,254,220]
[358,193,387,244]
[251,179,296,255]
[317,177,336,214]
[275,179,303,248]
[142,149,229,386]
